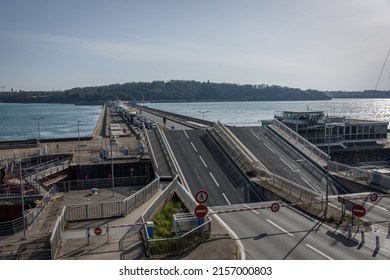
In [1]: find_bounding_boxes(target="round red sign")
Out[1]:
[194,204,208,218]
[94,227,103,235]
[369,193,378,202]
[270,202,280,212]
[351,204,366,217]
[195,190,208,204]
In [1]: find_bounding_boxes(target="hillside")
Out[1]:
[0,80,330,104]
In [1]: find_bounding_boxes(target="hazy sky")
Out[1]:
[1,0,390,92]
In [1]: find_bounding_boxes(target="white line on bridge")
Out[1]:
[300,177,318,192]
[250,131,261,140]
[359,200,389,212]
[280,158,294,171]
[244,203,260,214]
[209,172,220,187]
[191,142,198,152]
[222,193,231,205]
[199,155,208,167]
[266,219,294,237]
[183,130,189,139]
[305,244,334,260]
[263,143,276,154]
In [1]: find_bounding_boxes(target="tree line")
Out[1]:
[0,80,334,104]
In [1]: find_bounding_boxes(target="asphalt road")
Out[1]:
[165,129,248,206]
[214,202,390,260]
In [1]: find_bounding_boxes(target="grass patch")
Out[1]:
[152,195,186,239]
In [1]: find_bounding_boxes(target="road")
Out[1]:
[212,202,390,260]
[229,126,329,194]
[165,129,247,206]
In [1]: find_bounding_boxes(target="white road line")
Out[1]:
[266,219,294,237]
[360,200,389,212]
[250,131,261,140]
[191,142,198,152]
[244,203,260,214]
[209,172,220,187]
[300,177,318,192]
[280,158,294,171]
[263,143,276,154]
[199,155,207,167]
[183,130,189,139]
[305,244,334,260]
[222,193,231,205]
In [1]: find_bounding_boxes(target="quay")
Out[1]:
[1,102,390,260]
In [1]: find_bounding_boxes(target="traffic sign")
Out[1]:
[195,190,208,204]
[369,193,378,202]
[270,202,280,212]
[94,227,103,236]
[194,204,208,218]
[351,204,366,217]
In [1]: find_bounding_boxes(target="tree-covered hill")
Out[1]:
[0,80,330,104]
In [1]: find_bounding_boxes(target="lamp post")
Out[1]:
[77,121,82,147]
[198,110,209,128]
[110,139,116,196]
[33,117,44,143]
[325,125,332,218]
[19,160,26,239]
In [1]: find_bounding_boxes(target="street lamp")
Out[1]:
[198,110,209,128]
[18,160,26,239]
[324,125,333,218]
[77,121,82,147]
[110,139,117,197]
[33,117,44,143]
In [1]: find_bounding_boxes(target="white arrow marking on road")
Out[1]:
[305,244,334,260]
[266,219,294,237]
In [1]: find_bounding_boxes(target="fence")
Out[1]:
[50,177,160,259]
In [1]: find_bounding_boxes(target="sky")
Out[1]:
[1,0,390,92]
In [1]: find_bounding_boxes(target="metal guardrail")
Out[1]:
[252,163,320,201]
[50,177,160,259]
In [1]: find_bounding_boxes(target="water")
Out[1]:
[144,99,390,127]
[0,103,102,141]
[1,99,390,141]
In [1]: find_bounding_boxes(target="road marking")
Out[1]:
[305,244,334,260]
[222,193,231,205]
[183,130,189,139]
[244,203,260,214]
[280,158,294,171]
[191,142,198,152]
[250,131,261,140]
[209,172,220,187]
[199,155,207,167]
[300,177,318,192]
[264,143,276,153]
[266,219,294,237]
[360,200,389,212]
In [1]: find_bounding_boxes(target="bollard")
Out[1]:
[361,230,365,244]
[375,236,380,250]
[388,221,390,234]
[347,224,352,238]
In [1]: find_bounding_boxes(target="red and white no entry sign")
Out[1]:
[270,202,280,212]
[351,204,366,217]
[94,227,103,235]
[194,204,208,218]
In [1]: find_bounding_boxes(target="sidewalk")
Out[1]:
[56,188,238,260]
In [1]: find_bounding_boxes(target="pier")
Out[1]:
[1,103,390,259]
